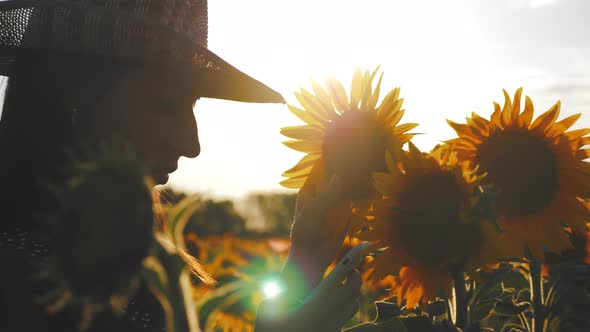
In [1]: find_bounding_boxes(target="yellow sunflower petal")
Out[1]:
[383,103,405,126]
[530,101,560,133]
[310,80,338,118]
[287,104,326,128]
[379,87,401,114]
[445,138,476,151]
[282,153,321,176]
[393,122,419,135]
[404,284,423,308]
[385,150,397,173]
[518,95,534,128]
[350,68,364,110]
[398,133,413,144]
[554,113,581,132]
[326,78,349,113]
[565,128,590,141]
[447,119,475,138]
[444,138,462,145]
[359,70,372,110]
[279,175,309,189]
[471,112,491,132]
[491,102,502,127]
[295,90,330,121]
[283,139,322,153]
[369,66,381,84]
[500,89,514,127]
[366,72,384,112]
[280,125,324,140]
[512,87,523,122]
[576,149,590,161]
[465,117,487,138]
[389,142,407,163]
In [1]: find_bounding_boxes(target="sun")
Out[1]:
[446,88,590,259]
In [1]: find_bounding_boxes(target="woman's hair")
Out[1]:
[0,51,134,228]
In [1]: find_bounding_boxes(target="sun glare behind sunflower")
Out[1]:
[280,68,417,201]
[446,88,590,259]
[357,143,499,308]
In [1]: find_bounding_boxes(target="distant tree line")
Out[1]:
[157,187,296,237]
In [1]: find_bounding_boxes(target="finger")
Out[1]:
[295,183,316,217]
[348,299,360,320]
[330,270,362,306]
[313,175,343,211]
[328,207,351,247]
[336,298,360,328]
[343,269,362,296]
[297,175,343,220]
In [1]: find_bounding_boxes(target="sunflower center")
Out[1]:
[397,172,480,266]
[475,130,558,218]
[322,111,386,199]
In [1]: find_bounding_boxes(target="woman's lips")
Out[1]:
[151,165,176,184]
[152,172,170,184]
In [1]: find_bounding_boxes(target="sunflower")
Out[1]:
[446,88,590,259]
[281,68,416,196]
[40,145,155,331]
[357,143,499,308]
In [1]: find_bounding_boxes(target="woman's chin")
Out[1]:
[152,173,169,185]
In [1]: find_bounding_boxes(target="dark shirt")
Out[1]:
[0,222,167,332]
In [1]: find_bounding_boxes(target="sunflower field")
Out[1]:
[37,68,590,332]
[276,67,590,332]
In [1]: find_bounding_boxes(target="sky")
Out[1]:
[167,0,590,198]
[1,0,589,199]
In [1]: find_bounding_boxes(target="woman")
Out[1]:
[0,1,361,331]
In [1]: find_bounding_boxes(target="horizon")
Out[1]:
[167,0,590,199]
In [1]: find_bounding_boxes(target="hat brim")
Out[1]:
[0,0,285,104]
[191,46,286,104]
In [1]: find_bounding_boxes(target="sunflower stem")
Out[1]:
[529,259,546,332]
[450,267,468,329]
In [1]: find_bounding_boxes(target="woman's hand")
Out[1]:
[254,269,361,332]
[254,176,362,332]
[287,176,349,292]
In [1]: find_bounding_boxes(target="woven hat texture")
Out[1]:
[0,0,284,103]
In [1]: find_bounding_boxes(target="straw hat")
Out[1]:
[0,0,285,103]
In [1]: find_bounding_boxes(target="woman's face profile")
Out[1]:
[83,67,201,184]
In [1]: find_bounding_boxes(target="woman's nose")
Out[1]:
[176,106,201,158]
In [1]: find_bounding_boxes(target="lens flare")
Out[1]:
[262,279,283,299]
